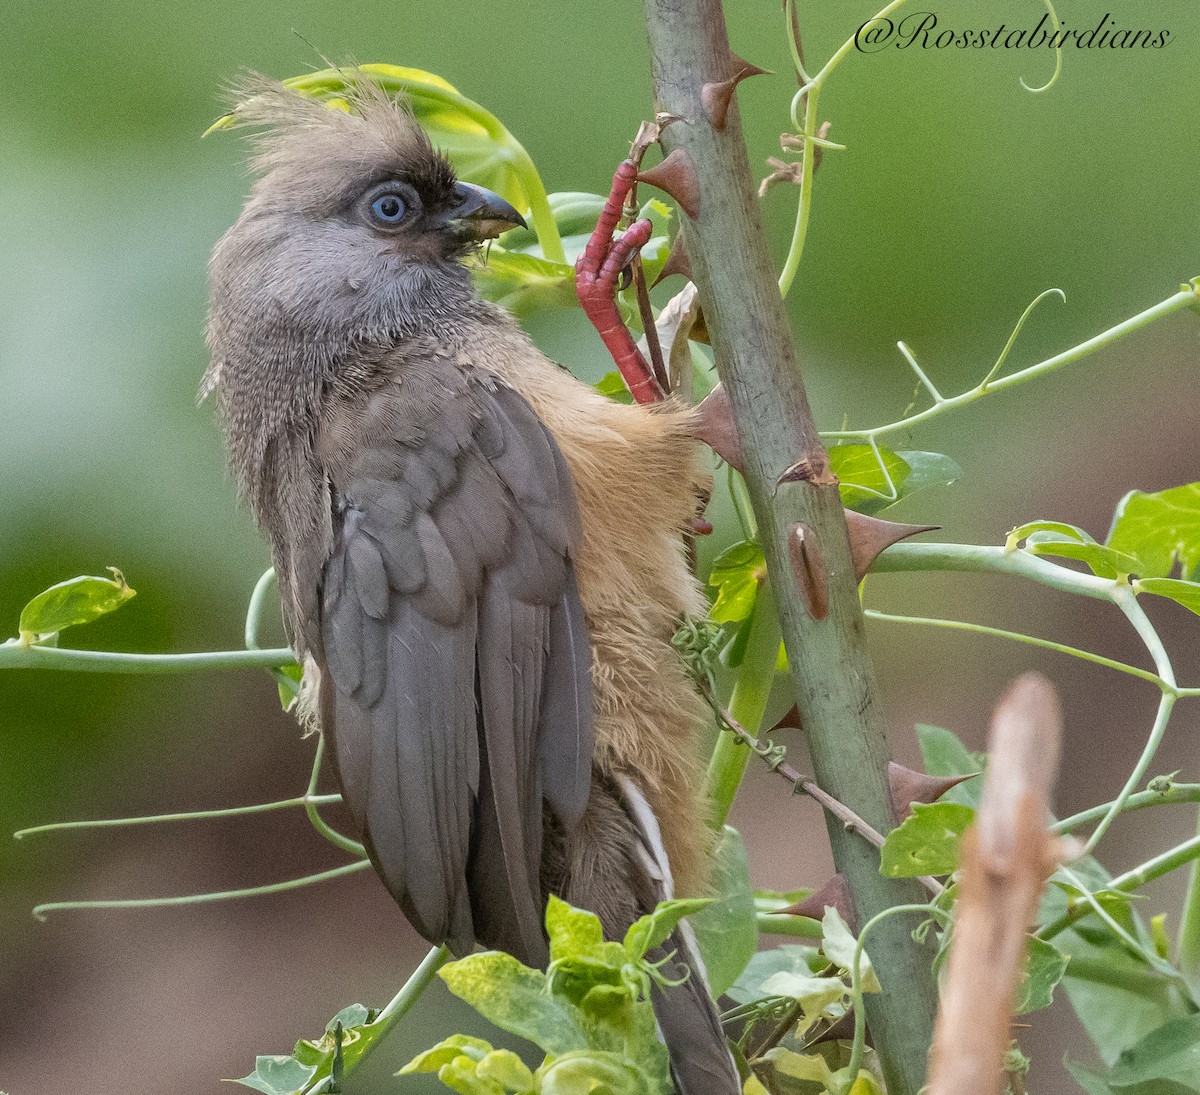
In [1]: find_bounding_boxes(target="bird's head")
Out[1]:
[205,78,525,407]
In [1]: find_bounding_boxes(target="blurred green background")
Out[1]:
[2,1,1197,1091]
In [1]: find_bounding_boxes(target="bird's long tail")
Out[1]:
[615,775,742,1095]
[542,770,741,1094]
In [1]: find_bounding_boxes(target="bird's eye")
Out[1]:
[369,191,408,224]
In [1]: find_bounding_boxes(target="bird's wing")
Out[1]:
[317,374,593,965]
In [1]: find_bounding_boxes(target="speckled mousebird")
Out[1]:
[203,78,739,1093]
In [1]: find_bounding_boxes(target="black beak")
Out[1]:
[448,182,527,241]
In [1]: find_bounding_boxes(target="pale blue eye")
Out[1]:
[370,192,407,223]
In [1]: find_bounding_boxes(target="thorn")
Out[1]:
[889,761,978,820]
[638,149,701,219]
[701,53,771,131]
[769,704,803,734]
[693,384,741,470]
[843,510,939,582]
[778,875,856,928]
[651,231,693,287]
[789,522,829,621]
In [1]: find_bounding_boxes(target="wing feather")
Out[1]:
[318,372,593,961]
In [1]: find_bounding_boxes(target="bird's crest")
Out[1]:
[218,73,456,201]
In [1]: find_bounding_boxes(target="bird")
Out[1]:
[203,77,740,1093]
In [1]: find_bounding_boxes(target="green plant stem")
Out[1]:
[1040,835,1200,942]
[864,608,1167,688]
[0,639,296,674]
[244,565,304,703]
[304,733,367,858]
[245,566,278,649]
[1053,784,1200,834]
[1064,954,1167,996]
[705,583,780,828]
[1085,692,1176,855]
[1176,808,1200,996]
[642,4,939,1090]
[777,0,910,296]
[757,912,823,939]
[776,81,819,297]
[13,794,342,840]
[31,860,372,921]
[845,903,946,1094]
[822,284,1198,443]
[308,945,452,1095]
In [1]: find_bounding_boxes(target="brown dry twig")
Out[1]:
[711,700,945,898]
[928,672,1068,1095]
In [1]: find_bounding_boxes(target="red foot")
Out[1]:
[576,161,666,405]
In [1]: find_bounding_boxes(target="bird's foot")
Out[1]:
[576,160,666,405]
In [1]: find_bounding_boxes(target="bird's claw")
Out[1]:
[576,161,665,405]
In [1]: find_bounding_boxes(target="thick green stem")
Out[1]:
[0,640,296,674]
[705,583,780,828]
[641,5,937,1090]
[1053,783,1200,834]
[1040,834,1200,942]
[309,945,452,1094]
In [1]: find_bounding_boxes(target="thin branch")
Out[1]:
[710,695,943,898]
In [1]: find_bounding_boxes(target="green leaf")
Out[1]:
[758,970,848,1014]
[595,371,635,405]
[546,895,606,961]
[706,540,765,625]
[1059,933,1192,1067]
[893,449,962,499]
[1009,520,1141,578]
[821,906,881,992]
[880,802,975,878]
[439,953,588,1055]
[1065,1059,1121,1095]
[1108,483,1200,579]
[537,1051,653,1095]
[763,1047,837,1087]
[1016,936,1069,1014]
[469,248,576,315]
[1107,1014,1200,1091]
[230,1055,318,1095]
[916,724,985,808]
[503,192,604,251]
[623,897,713,961]
[689,826,758,995]
[275,662,304,709]
[1136,577,1200,616]
[828,444,910,514]
[438,1054,506,1095]
[727,944,825,1005]
[1025,533,1141,579]
[18,568,135,642]
[401,1035,496,1074]
[477,1049,535,1091]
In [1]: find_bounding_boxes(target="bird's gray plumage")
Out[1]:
[318,368,592,962]
[205,76,740,1093]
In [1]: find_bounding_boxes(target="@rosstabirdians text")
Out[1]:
[855,12,1171,52]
